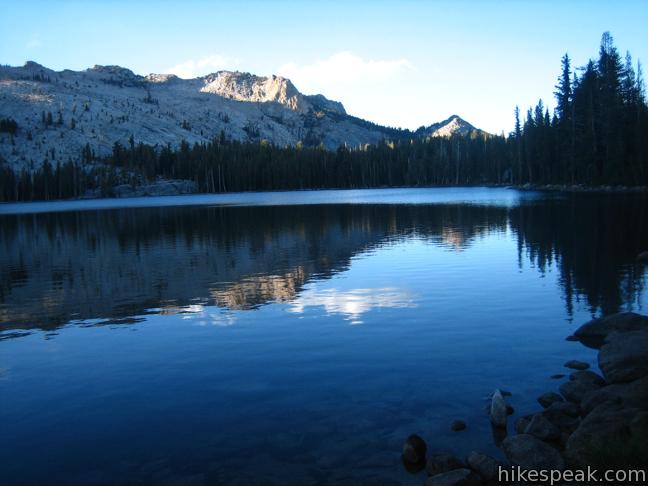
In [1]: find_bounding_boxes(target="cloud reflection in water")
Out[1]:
[288,287,417,325]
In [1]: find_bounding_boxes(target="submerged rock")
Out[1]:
[425,453,464,477]
[573,312,648,347]
[537,391,564,408]
[450,420,466,432]
[598,330,648,383]
[489,389,508,428]
[402,434,427,467]
[637,250,648,262]
[502,434,566,471]
[564,360,590,370]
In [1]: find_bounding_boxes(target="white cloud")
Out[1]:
[166,54,234,79]
[275,52,418,128]
[277,51,414,91]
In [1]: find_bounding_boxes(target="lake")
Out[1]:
[1,187,647,485]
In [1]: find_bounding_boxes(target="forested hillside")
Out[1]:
[1,32,646,202]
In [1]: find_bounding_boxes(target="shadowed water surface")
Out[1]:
[1,187,647,485]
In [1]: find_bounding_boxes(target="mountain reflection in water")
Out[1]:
[1,193,647,333]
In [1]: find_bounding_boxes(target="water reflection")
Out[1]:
[512,193,648,315]
[288,287,417,325]
[1,190,648,485]
[1,192,647,333]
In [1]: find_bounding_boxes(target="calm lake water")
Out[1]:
[1,187,647,485]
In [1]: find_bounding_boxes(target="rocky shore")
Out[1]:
[402,312,648,485]
[82,179,198,198]
[513,183,648,193]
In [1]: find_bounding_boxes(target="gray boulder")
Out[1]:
[574,312,648,347]
[524,413,561,441]
[515,415,533,434]
[537,391,564,408]
[545,401,580,418]
[402,434,427,466]
[543,403,580,432]
[630,411,648,437]
[425,453,464,477]
[565,402,638,466]
[424,468,480,486]
[598,330,648,383]
[570,370,605,386]
[467,452,499,482]
[559,379,602,404]
[501,434,566,471]
[581,375,648,414]
[489,389,508,428]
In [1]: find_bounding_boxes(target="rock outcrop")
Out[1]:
[489,389,508,427]
[501,434,566,470]
[598,330,648,383]
[200,71,308,112]
[573,312,648,347]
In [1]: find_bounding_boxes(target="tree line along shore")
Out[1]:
[1,32,646,202]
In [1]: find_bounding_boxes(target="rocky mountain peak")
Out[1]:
[23,60,47,71]
[416,114,482,138]
[200,71,307,112]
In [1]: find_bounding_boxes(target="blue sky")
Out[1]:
[2,1,647,133]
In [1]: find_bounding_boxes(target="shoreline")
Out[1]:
[1,182,648,208]
[510,183,648,194]
[404,312,648,484]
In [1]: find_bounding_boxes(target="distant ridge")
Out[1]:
[0,61,486,170]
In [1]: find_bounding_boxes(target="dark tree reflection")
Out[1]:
[1,193,646,331]
[511,193,648,317]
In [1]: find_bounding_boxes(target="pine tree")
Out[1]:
[597,32,624,180]
[555,54,573,122]
[554,54,575,183]
[514,106,522,183]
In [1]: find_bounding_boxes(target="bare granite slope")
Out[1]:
[0,62,483,171]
